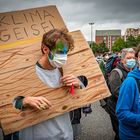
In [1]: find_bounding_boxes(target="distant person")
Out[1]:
[103,53,109,62]
[107,48,136,140]
[97,53,109,77]
[116,44,140,140]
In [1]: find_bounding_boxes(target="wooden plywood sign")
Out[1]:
[0,6,111,134]
[0,5,66,47]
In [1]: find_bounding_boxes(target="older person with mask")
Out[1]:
[116,45,140,140]
[107,48,136,140]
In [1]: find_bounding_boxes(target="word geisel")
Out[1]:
[0,9,56,43]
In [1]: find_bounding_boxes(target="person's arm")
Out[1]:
[13,96,52,110]
[109,70,122,98]
[116,78,140,127]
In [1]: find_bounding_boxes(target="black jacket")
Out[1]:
[107,62,129,110]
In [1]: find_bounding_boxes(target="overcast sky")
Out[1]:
[0,0,140,41]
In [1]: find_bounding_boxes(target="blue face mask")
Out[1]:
[126,59,136,69]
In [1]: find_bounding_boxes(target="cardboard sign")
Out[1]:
[0,6,111,134]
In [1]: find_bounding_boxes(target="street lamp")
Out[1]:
[89,22,94,45]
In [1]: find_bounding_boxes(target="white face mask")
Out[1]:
[48,53,67,68]
[105,55,109,60]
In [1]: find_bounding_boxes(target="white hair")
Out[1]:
[121,48,135,58]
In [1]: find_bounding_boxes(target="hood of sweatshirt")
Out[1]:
[127,67,140,80]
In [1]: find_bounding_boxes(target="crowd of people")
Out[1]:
[1,28,140,140]
[97,46,140,140]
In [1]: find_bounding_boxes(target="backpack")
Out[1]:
[99,68,123,113]
[99,54,122,112]
[105,54,121,78]
[102,54,121,90]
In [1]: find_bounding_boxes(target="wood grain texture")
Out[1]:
[0,30,110,134]
[0,6,111,135]
[0,5,66,45]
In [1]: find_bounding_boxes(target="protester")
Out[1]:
[103,53,109,62]
[107,48,136,140]
[116,44,140,140]
[12,29,86,140]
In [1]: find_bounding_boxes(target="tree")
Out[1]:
[112,37,126,52]
[90,42,98,54]
[136,35,140,45]
[89,41,109,55]
[126,35,137,47]
[97,42,109,53]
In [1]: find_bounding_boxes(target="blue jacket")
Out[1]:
[116,67,140,140]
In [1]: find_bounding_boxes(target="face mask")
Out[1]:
[125,59,136,69]
[48,53,67,68]
[104,55,109,60]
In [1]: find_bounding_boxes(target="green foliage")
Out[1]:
[90,41,109,55]
[112,35,140,52]
[90,35,140,55]
[136,35,140,45]
[90,42,98,54]
[97,42,109,53]
[112,37,126,52]
[126,35,137,47]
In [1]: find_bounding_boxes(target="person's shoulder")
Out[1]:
[122,76,136,86]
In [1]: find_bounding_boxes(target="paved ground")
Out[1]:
[0,101,115,140]
[76,101,115,140]
[0,129,2,140]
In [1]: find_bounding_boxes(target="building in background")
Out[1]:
[124,28,140,41]
[95,30,121,51]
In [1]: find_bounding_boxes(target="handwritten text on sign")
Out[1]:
[0,6,66,44]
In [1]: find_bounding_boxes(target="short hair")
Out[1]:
[41,29,74,53]
[135,44,140,58]
[121,48,135,58]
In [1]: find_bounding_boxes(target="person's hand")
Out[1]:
[60,74,80,88]
[23,96,52,110]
